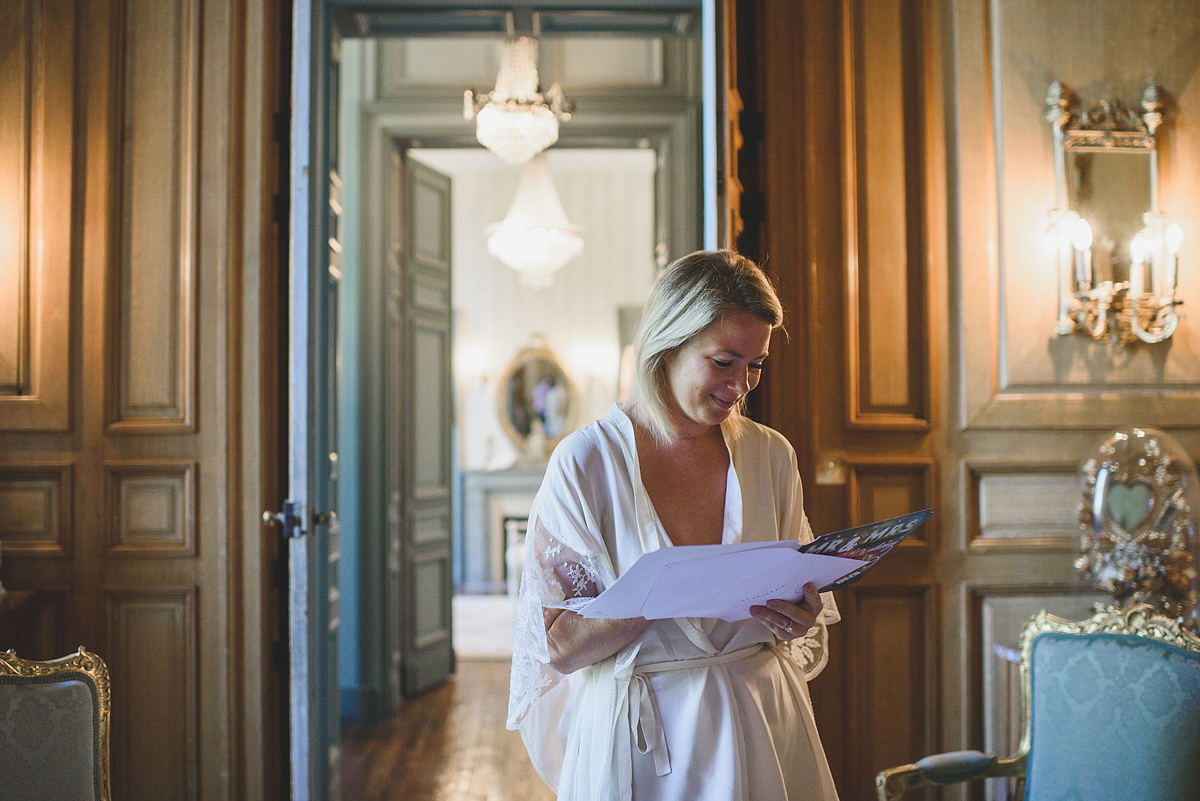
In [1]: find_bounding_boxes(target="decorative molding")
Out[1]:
[105,0,199,434]
[847,458,933,549]
[0,0,75,432]
[0,464,72,557]
[408,318,451,502]
[409,551,452,649]
[105,587,197,800]
[841,0,930,431]
[964,461,1080,551]
[955,0,1200,430]
[847,586,934,798]
[104,462,197,557]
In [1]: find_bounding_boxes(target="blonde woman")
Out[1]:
[508,250,840,801]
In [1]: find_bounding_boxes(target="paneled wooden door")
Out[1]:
[746,1,943,799]
[385,148,455,699]
[1,0,283,798]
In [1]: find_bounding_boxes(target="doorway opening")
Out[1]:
[293,8,709,797]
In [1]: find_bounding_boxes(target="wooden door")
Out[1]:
[0,0,283,798]
[385,148,455,699]
[742,2,942,798]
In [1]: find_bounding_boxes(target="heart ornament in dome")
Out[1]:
[1106,480,1154,532]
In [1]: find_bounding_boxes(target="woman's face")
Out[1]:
[663,311,772,436]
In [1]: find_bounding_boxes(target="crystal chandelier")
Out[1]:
[464,38,573,165]
[486,155,583,288]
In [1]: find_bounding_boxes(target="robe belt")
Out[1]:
[628,643,766,777]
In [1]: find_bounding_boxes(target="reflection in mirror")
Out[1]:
[1066,150,1152,284]
[498,345,576,462]
[1047,81,1184,345]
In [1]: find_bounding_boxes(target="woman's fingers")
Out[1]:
[750,583,822,639]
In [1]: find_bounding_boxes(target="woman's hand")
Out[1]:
[749,581,822,641]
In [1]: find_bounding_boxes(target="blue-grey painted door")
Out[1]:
[386,147,455,698]
[286,2,341,798]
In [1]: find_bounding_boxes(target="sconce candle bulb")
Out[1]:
[1072,217,1094,289]
[1167,222,1184,294]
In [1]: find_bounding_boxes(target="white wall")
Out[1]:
[409,147,658,470]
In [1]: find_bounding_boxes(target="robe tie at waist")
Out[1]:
[628,643,766,777]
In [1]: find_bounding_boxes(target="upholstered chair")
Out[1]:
[875,605,1200,800]
[0,647,111,801]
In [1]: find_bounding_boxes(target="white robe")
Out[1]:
[507,405,840,801]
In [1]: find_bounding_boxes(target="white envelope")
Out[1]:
[578,541,866,622]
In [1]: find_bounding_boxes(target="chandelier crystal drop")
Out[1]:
[486,155,583,288]
[464,38,573,166]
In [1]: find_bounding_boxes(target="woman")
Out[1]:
[507,250,840,801]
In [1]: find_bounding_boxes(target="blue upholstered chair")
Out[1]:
[0,647,111,801]
[876,605,1200,800]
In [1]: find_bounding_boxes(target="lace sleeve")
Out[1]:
[508,515,605,728]
[530,517,603,612]
[781,591,838,681]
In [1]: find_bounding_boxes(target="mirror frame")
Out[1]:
[496,345,578,459]
[1046,81,1181,345]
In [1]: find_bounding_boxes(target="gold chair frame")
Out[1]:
[875,605,1200,800]
[0,646,112,801]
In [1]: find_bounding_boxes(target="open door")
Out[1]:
[281,1,341,798]
[385,146,455,700]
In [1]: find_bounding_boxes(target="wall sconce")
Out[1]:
[1047,81,1184,346]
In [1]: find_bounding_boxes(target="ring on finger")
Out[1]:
[785,622,794,633]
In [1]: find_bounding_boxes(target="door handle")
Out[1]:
[263,500,306,539]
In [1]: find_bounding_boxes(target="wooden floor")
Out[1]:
[341,659,555,801]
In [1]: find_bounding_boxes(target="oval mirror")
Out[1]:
[497,346,576,458]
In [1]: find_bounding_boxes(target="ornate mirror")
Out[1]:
[497,345,577,460]
[1047,81,1183,345]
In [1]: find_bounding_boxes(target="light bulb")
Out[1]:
[1130,231,1149,265]
[1166,222,1183,255]
[1071,217,1093,251]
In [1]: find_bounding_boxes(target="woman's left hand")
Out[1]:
[749,582,822,640]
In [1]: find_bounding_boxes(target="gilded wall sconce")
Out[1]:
[1046,81,1184,345]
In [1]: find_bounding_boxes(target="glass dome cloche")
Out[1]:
[1076,427,1200,632]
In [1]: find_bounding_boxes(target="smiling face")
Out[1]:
[662,311,773,437]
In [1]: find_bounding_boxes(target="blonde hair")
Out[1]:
[624,250,784,444]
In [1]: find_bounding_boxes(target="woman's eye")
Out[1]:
[749,362,764,371]
[712,359,733,368]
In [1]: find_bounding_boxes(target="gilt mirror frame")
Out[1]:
[497,345,578,458]
[1047,81,1164,282]
[1044,81,1184,344]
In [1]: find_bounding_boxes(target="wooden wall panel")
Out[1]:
[0,0,74,431]
[969,587,1107,800]
[966,462,1079,549]
[842,0,929,430]
[107,0,198,432]
[0,0,283,798]
[846,589,933,801]
[848,460,933,547]
[105,461,197,556]
[0,465,71,556]
[956,0,1200,429]
[107,589,198,801]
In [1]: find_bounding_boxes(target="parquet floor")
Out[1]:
[341,659,555,801]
